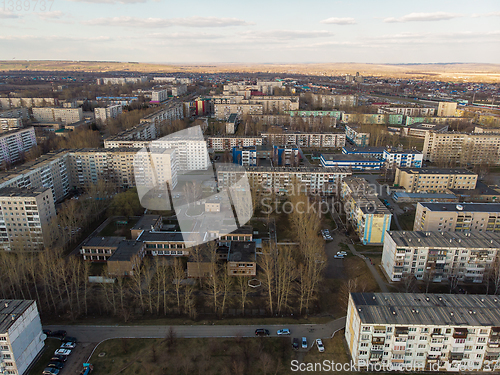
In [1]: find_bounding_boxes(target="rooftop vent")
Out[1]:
[4,302,8,308]
[456,204,464,211]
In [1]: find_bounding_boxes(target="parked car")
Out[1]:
[54,349,71,356]
[60,342,76,349]
[47,362,64,369]
[49,330,67,339]
[62,336,78,344]
[50,356,67,363]
[302,337,308,349]
[292,338,299,350]
[334,255,345,259]
[255,329,270,337]
[277,329,291,335]
[42,329,51,336]
[316,338,325,352]
[42,368,59,375]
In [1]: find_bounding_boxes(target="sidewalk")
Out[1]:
[347,243,389,293]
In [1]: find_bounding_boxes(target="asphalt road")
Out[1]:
[44,317,346,348]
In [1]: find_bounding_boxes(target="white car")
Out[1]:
[337,251,347,256]
[60,342,76,349]
[54,349,71,356]
[302,337,308,349]
[277,329,291,335]
[334,255,345,259]
[316,338,325,352]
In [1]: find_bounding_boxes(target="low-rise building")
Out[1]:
[382,230,500,282]
[400,123,449,138]
[345,124,370,147]
[321,154,383,171]
[0,299,44,375]
[342,145,385,159]
[130,215,162,240]
[383,149,423,168]
[341,177,392,245]
[391,191,458,203]
[394,168,477,193]
[346,292,500,372]
[227,241,256,276]
[413,202,500,233]
[80,236,125,262]
[107,240,146,276]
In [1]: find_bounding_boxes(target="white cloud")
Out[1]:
[0,35,112,42]
[471,12,500,18]
[0,10,21,19]
[144,32,224,40]
[67,0,147,4]
[384,12,462,23]
[82,16,253,28]
[320,17,356,25]
[36,11,65,19]
[240,30,334,40]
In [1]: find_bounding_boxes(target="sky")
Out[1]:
[0,0,499,63]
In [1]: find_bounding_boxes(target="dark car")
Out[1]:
[43,329,51,336]
[62,336,78,344]
[50,355,68,363]
[292,338,300,350]
[47,362,64,369]
[49,330,67,339]
[255,329,270,337]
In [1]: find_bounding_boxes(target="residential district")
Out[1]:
[0,71,500,374]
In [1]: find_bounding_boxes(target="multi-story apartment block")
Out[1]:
[68,148,140,190]
[262,132,345,148]
[300,93,357,108]
[0,97,57,109]
[341,177,392,245]
[133,147,178,192]
[0,299,44,375]
[382,230,500,283]
[223,81,284,96]
[31,107,83,125]
[287,110,344,121]
[413,202,500,233]
[383,149,423,168]
[232,145,298,167]
[345,125,370,147]
[225,113,238,134]
[139,103,184,126]
[378,106,436,117]
[214,103,263,120]
[346,292,500,372]
[94,104,122,125]
[0,108,30,121]
[0,118,23,132]
[0,151,70,202]
[0,187,55,251]
[423,131,500,165]
[0,127,36,166]
[207,136,263,151]
[248,96,299,113]
[151,89,168,103]
[98,77,147,85]
[342,113,404,125]
[437,101,458,117]
[217,165,351,195]
[394,168,478,193]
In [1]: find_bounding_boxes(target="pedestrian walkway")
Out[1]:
[347,244,389,293]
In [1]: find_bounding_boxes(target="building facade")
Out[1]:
[262,132,345,148]
[207,136,263,151]
[94,104,122,125]
[31,107,83,125]
[0,127,36,166]
[394,168,478,193]
[345,125,370,147]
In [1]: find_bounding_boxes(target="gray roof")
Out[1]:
[0,186,51,198]
[351,293,500,327]
[343,145,385,153]
[137,231,188,242]
[107,240,144,262]
[132,215,162,231]
[321,154,381,162]
[228,241,256,262]
[419,202,500,213]
[387,231,500,249]
[398,167,476,175]
[0,300,35,333]
[83,236,125,248]
[451,182,500,196]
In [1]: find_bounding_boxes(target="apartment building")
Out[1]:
[94,104,122,125]
[0,97,57,109]
[133,147,178,196]
[207,136,263,151]
[31,107,83,125]
[378,107,436,117]
[153,77,192,84]
[223,80,283,96]
[413,202,500,233]
[288,110,344,121]
[0,187,55,251]
[98,76,147,85]
[139,103,184,126]
[0,108,30,121]
[0,127,36,165]
[321,154,383,171]
[423,131,500,165]
[248,96,299,113]
[232,145,298,167]
[346,292,500,372]
[381,230,500,283]
[262,132,345,148]
[0,118,23,132]
[400,123,449,138]
[0,299,44,375]
[437,102,458,117]
[217,165,351,195]
[342,113,404,125]
[341,177,392,245]
[383,149,423,168]
[151,89,168,103]
[342,145,385,159]
[68,148,140,190]
[214,103,263,120]
[345,125,370,147]
[104,121,159,148]
[0,151,70,202]
[394,168,478,193]
[301,93,357,108]
[226,113,238,134]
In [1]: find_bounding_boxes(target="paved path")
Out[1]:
[347,244,389,293]
[44,317,346,346]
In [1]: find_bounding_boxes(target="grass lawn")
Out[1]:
[98,218,139,239]
[353,244,383,254]
[89,337,294,375]
[397,212,416,230]
[27,338,61,375]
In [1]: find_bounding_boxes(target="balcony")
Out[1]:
[395,327,409,337]
[372,338,385,345]
[450,353,464,361]
[453,328,468,339]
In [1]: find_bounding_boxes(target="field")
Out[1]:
[1,61,500,82]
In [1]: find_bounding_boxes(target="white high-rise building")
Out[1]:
[0,299,44,375]
[94,104,122,125]
[0,127,36,165]
[32,107,83,125]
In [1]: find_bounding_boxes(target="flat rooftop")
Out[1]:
[0,299,35,333]
[131,215,162,231]
[227,241,256,263]
[343,145,385,153]
[83,236,125,248]
[351,292,500,326]
[451,181,499,196]
[107,240,144,262]
[0,186,51,198]
[137,231,186,242]
[321,154,381,162]
[387,230,500,249]
[419,202,500,213]
[216,164,350,174]
[398,167,476,175]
